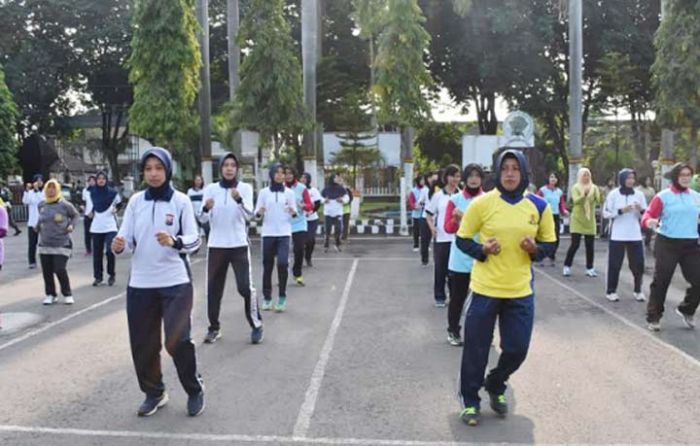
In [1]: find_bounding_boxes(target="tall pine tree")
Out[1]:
[128,0,201,150]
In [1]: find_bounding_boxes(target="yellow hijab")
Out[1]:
[576,168,595,220]
[44,179,62,204]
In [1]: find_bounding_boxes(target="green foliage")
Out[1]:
[0,65,19,177]
[414,122,464,167]
[0,0,80,136]
[373,0,433,128]
[229,0,308,154]
[71,0,133,181]
[652,0,700,129]
[128,0,201,149]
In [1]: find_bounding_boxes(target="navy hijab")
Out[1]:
[141,147,174,201]
[269,163,285,192]
[219,152,239,189]
[495,149,530,204]
[322,173,346,199]
[90,171,118,212]
[618,168,635,196]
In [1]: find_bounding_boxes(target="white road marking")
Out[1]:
[535,267,700,368]
[293,259,359,438]
[0,259,203,353]
[0,424,484,445]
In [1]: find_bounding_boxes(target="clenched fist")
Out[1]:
[112,235,126,253]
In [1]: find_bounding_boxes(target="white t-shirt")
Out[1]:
[86,193,121,234]
[602,188,647,241]
[307,187,322,222]
[82,187,91,216]
[425,189,456,243]
[254,187,296,237]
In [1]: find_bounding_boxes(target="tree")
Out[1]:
[0,0,79,137]
[229,0,308,158]
[422,0,527,134]
[316,0,371,130]
[373,0,433,141]
[0,65,19,178]
[414,122,464,167]
[128,0,202,151]
[331,92,379,187]
[72,0,133,181]
[653,0,700,167]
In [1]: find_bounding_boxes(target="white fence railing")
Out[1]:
[361,186,399,197]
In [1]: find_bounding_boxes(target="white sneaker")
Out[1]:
[675,308,696,329]
[585,269,598,277]
[633,292,646,302]
[42,295,57,305]
[647,321,661,332]
[64,295,74,305]
[605,293,620,302]
[562,266,571,277]
[412,247,419,252]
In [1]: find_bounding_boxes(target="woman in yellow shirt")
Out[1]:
[455,150,557,426]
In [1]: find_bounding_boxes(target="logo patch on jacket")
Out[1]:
[165,213,175,226]
[529,214,538,225]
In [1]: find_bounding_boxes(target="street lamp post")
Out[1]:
[568,0,583,197]
[197,0,213,183]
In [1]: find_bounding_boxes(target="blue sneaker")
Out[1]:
[251,326,264,344]
[275,296,287,312]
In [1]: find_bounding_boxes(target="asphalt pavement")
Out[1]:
[0,223,698,445]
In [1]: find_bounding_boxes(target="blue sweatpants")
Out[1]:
[460,293,534,409]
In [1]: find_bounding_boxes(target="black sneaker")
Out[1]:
[137,393,169,417]
[108,276,116,286]
[187,391,205,417]
[203,329,221,344]
[251,326,264,344]
[488,391,508,416]
[306,259,313,267]
[92,279,103,287]
[460,406,480,426]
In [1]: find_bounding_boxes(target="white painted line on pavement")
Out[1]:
[293,258,359,438]
[0,258,204,354]
[312,257,415,261]
[0,424,486,445]
[535,267,700,369]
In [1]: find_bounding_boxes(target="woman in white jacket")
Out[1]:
[602,168,647,302]
[112,148,205,418]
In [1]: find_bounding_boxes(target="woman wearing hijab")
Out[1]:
[455,150,556,426]
[87,171,121,286]
[536,173,569,266]
[255,163,297,312]
[602,169,647,302]
[35,179,80,305]
[199,153,262,345]
[443,164,484,346]
[81,175,96,255]
[285,166,313,286]
[563,168,601,277]
[642,163,700,331]
[321,173,349,253]
[301,172,322,267]
[112,147,205,417]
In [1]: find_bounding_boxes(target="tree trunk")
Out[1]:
[690,125,698,169]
